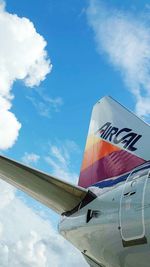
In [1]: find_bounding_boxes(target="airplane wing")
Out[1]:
[0,155,88,214]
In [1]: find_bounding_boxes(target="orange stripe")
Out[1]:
[84,135,100,151]
[81,138,121,171]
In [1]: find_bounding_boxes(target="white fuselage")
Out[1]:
[59,164,150,267]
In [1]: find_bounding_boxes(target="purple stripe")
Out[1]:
[78,150,145,188]
[92,163,150,188]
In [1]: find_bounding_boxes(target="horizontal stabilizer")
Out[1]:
[0,155,87,214]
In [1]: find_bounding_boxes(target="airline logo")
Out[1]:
[96,122,142,152]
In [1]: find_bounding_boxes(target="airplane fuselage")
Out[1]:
[59,162,150,267]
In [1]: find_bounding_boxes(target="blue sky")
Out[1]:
[0,0,150,266]
[5,0,134,155]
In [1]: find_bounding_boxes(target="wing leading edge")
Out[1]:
[0,155,87,214]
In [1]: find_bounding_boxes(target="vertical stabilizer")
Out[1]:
[78,96,149,188]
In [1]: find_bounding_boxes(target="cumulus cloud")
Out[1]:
[0,2,86,266]
[0,179,88,267]
[45,140,80,183]
[0,1,51,150]
[22,152,40,165]
[1,139,85,267]
[87,0,150,119]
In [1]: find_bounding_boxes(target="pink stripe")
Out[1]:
[78,150,145,188]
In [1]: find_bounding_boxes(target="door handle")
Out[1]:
[124,191,136,197]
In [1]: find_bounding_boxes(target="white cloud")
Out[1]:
[0,1,51,150]
[51,146,67,165]
[22,152,40,165]
[45,140,80,183]
[0,110,21,150]
[0,179,88,267]
[87,0,150,119]
[27,88,63,118]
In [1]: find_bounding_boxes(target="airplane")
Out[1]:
[0,96,149,267]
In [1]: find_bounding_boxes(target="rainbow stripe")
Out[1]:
[78,135,145,188]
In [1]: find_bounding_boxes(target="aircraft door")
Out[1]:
[119,168,149,246]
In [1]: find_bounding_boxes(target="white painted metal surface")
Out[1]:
[59,164,150,267]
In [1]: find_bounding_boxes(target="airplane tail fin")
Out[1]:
[78,96,149,188]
